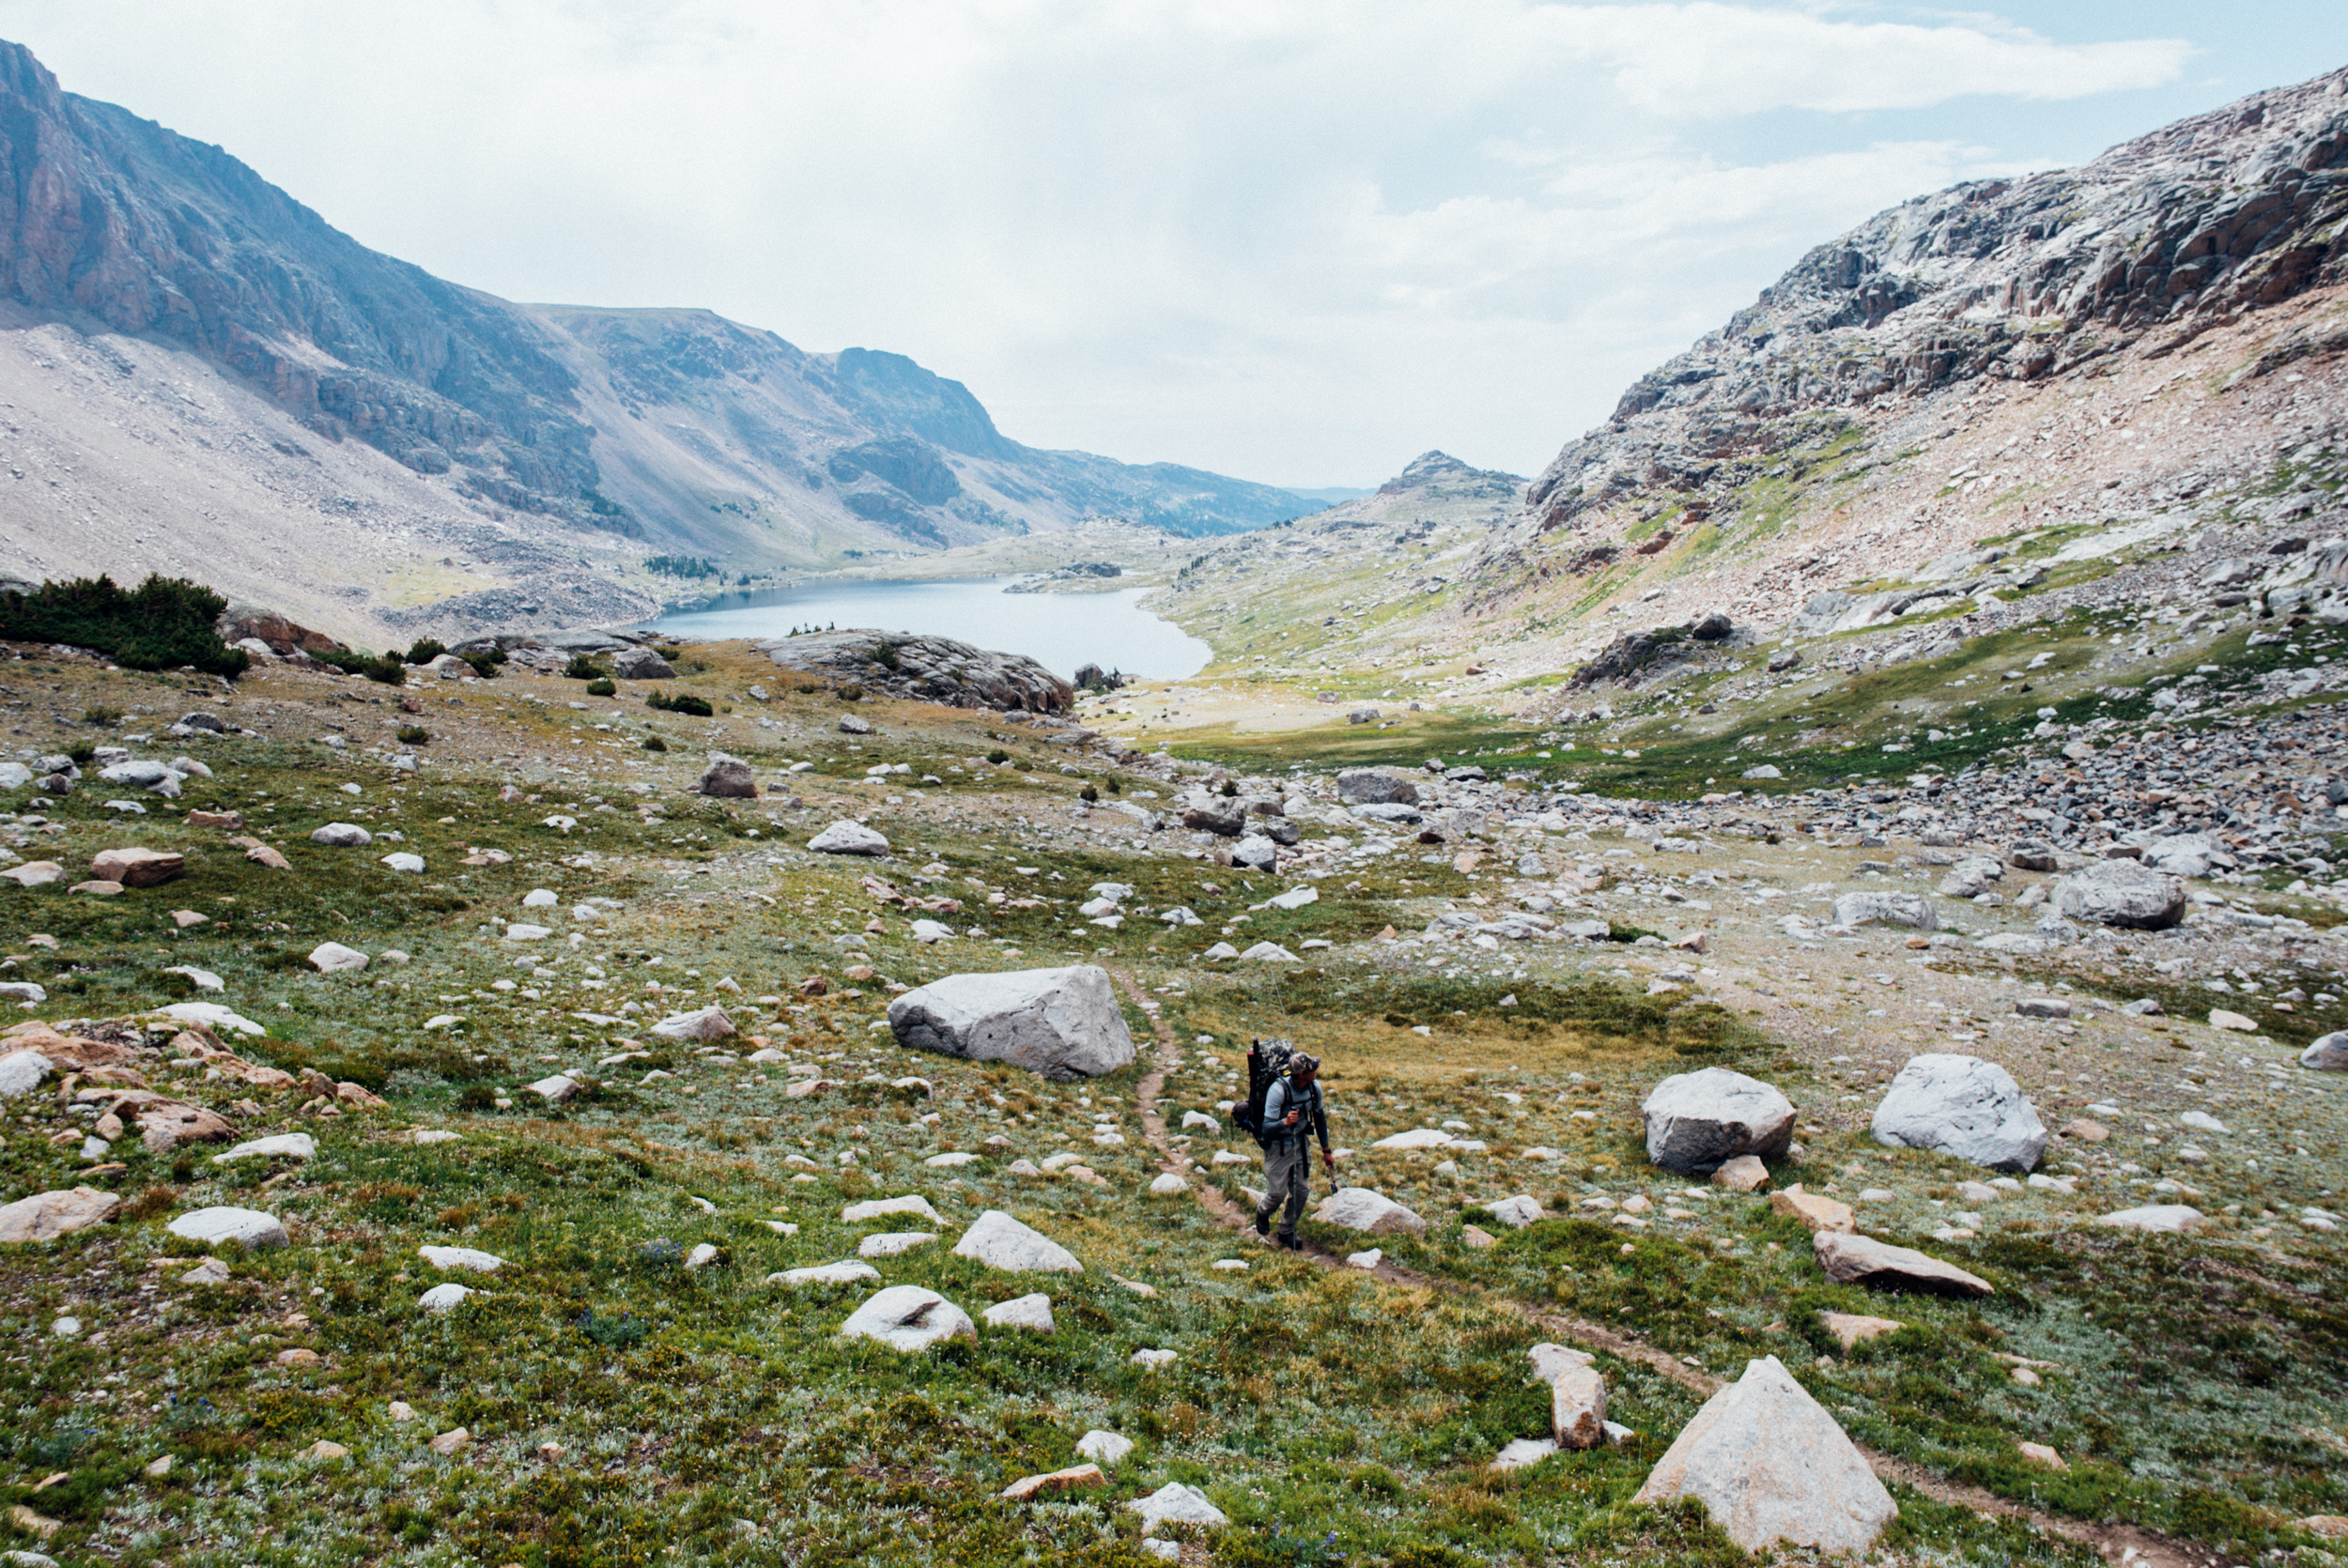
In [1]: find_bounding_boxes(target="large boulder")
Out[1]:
[1633,1355,1896,1554]
[1936,856,2003,898]
[1528,1345,1607,1449]
[612,646,676,681]
[888,965,1135,1079]
[0,1050,53,1099]
[1814,1232,1994,1298]
[90,847,183,887]
[1336,769,1418,806]
[952,1210,1083,1272]
[808,820,890,856]
[650,1005,735,1041]
[2302,1031,2348,1071]
[1830,891,1937,930]
[694,757,757,799]
[1311,1187,1429,1236]
[0,1186,119,1243]
[2052,859,2185,930]
[837,1285,977,1352]
[1640,1068,1796,1176]
[1870,1053,2046,1172]
[311,822,372,847]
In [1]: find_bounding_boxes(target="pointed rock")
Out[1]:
[1634,1355,1896,1553]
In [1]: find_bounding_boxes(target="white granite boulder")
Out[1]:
[419,1244,506,1273]
[771,1260,883,1286]
[2098,1205,2206,1234]
[0,1049,53,1099]
[1127,1482,1228,1530]
[808,820,890,857]
[888,965,1135,1079]
[1634,1355,1896,1554]
[651,1005,735,1041]
[214,1133,317,1164]
[1486,1195,1547,1229]
[308,942,369,974]
[982,1293,1057,1331]
[310,822,372,848]
[1640,1068,1796,1176]
[1311,1187,1428,1236]
[0,1186,119,1243]
[952,1209,1083,1272]
[1830,891,1937,930]
[1870,1053,2047,1172]
[838,1285,976,1351]
[2302,1031,2348,1071]
[2053,859,2185,930]
[167,1207,287,1250]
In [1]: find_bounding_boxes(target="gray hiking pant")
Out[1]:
[1256,1138,1310,1238]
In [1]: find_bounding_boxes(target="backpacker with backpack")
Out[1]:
[1229,1037,1295,1145]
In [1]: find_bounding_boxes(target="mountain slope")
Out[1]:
[0,40,1307,642]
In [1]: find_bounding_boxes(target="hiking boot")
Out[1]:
[1252,1211,1270,1238]
[1278,1234,1302,1252]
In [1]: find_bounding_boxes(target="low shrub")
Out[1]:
[0,574,250,677]
[586,678,617,698]
[647,691,713,717]
[405,638,447,665]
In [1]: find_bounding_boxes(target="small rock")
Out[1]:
[418,1244,505,1273]
[1814,1232,1992,1298]
[983,1293,1056,1332]
[1346,1248,1383,1268]
[418,1284,477,1314]
[307,1440,349,1461]
[1129,1482,1228,1531]
[2016,1441,2067,1470]
[651,1005,735,1041]
[808,820,890,856]
[2208,1008,2257,1033]
[1312,1187,1429,1236]
[1486,1194,1547,1228]
[1642,1068,1796,1175]
[1819,1312,1903,1349]
[695,757,757,799]
[311,822,372,847]
[2098,1204,2205,1234]
[166,1207,287,1250]
[1075,1429,1134,1465]
[1769,1186,1854,1235]
[308,942,370,974]
[842,1195,944,1224]
[1460,1224,1497,1249]
[1001,1464,1105,1501]
[214,1132,317,1164]
[771,1261,883,1286]
[858,1231,937,1258]
[1711,1155,1770,1191]
[428,1427,471,1456]
[1830,892,1936,930]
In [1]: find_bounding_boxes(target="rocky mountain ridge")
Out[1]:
[0,40,1310,643]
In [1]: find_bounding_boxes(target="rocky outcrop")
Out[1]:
[1523,68,2348,542]
[757,629,1073,713]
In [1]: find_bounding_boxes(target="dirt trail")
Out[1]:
[1111,969,2203,1568]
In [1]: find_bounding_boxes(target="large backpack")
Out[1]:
[1229,1037,1295,1144]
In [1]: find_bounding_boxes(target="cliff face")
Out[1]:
[0,38,1312,638]
[1523,69,2348,538]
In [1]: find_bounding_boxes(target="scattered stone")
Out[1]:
[858,1231,937,1258]
[889,965,1135,1079]
[89,847,183,886]
[307,1440,349,1462]
[1641,1068,1796,1175]
[1075,1429,1134,1466]
[1711,1155,1770,1191]
[771,1261,883,1286]
[952,1209,1083,1272]
[311,822,372,847]
[0,1050,54,1099]
[1239,941,1299,961]
[1530,1345,1608,1449]
[1460,1224,1498,1249]
[214,1132,316,1163]
[1002,1464,1105,1501]
[0,861,63,886]
[1814,1232,1993,1298]
[1486,1194,1547,1228]
[1147,1172,1190,1195]
[2052,860,2185,930]
[419,1283,477,1314]
[809,820,890,856]
[2098,1205,2206,1234]
[428,1427,471,1456]
[1312,1187,1429,1236]
[1819,1312,1904,1350]
[1870,1053,2047,1173]
[2301,1032,2348,1071]
[418,1244,506,1274]
[695,757,757,798]
[651,1005,735,1041]
[166,1207,287,1250]
[983,1293,1056,1332]
[1769,1186,1855,1234]
[1830,892,1937,930]
[2208,1008,2258,1033]
[525,1074,580,1103]
[0,1186,119,1242]
[2016,1441,2068,1471]
[1632,1355,1896,1554]
[613,647,676,681]
[838,1285,977,1351]
[843,1195,945,1225]
[308,942,369,974]
[1346,1248,1383,1268]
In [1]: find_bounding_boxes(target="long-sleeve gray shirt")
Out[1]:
[1261,1077,1328,1151]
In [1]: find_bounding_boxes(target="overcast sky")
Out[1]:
[3,3,2343,487]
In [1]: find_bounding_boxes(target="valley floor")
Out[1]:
[0,640,2340,1568]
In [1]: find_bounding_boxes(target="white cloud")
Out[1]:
[0,0,2195,482]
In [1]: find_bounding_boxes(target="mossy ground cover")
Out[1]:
[0,644,2340,1566]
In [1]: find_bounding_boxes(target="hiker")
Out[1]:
[1253,1051,1333,1249]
